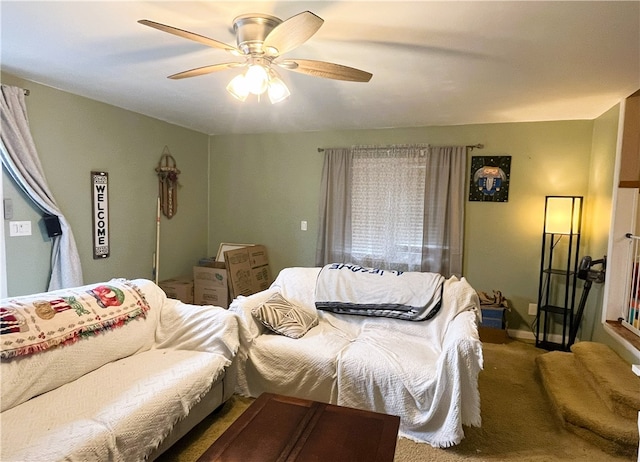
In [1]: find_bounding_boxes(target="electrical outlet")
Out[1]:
[528,303,538,315]
[300,220,308,231]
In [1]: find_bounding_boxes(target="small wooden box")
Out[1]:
[479,326,509,344]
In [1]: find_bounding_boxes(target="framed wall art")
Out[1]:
[469,155,511,202]
[91,171,109,259]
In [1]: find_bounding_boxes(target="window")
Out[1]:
[316,145,466,277]
[350,149,426,271]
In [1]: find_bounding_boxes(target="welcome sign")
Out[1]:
[91,171,109,259]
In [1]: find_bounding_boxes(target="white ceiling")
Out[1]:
[2,1,639,135]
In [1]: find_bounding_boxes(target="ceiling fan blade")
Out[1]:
[138,19,240,55]
[278,59,372,82]
[263,11,324,56]
[168,63,244,80]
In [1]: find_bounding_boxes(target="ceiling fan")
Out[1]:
[138,11,373,103]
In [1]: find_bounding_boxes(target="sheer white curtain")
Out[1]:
[0,84,83,290]
[316,144,466,277]
[350,145,427,270]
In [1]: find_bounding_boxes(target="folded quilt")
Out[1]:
[0,279,150,359]
[315,263,444,320]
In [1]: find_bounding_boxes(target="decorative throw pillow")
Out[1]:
[251,293,318,339]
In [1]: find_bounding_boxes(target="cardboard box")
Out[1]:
[479,306,509,343]
[479,326,509,344]
[215,243,254,262]
[194,285,228,307]
[224,245,272,299]
[158,277,194,304]
[193,262,228,307]
[198,256,217,266]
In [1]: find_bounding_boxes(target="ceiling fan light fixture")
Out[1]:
[142,11,372,106]
[141,11,372,105]
[264,45,279,56]
[267,73,290,104]
[245,64,269,95]
[226,74,249,101]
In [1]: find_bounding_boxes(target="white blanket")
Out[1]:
[335,276,483,447]
[230,267,483,448]
[1,350,226,462]
[0,295,239,461]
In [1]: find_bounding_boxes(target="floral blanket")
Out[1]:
[0,279,150,359]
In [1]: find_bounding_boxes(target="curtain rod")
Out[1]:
[467,143,484,151]
[317,143,484,153]
[23,89,30,96]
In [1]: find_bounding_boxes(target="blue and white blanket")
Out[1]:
[315,263,445,321]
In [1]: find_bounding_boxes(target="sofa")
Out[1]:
[0,278,239,461]
[229,265,484,448]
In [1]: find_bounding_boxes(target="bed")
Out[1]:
[229,265,484,447]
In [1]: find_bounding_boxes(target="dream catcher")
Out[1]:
[155,146,181,219]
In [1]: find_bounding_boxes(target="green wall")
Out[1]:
[2,72,620,339]
[2,73,209,296]
[209,121,599,333]
[586,105,627,357]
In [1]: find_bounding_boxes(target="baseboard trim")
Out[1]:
[507,329,535,341]
[507,329,568,345]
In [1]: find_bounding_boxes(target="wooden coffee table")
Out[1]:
[197,392,400,462]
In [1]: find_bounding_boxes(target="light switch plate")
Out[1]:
[9,221,31,237]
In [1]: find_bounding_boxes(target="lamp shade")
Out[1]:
[267,73,290,104]
[245,64,269,95]
[226,74,249,101]
[544,196,582,234]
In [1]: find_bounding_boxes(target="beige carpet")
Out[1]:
[156,340,637,462]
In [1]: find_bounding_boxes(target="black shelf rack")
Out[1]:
[535,196,583,351]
